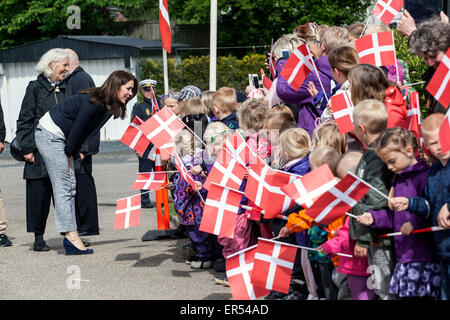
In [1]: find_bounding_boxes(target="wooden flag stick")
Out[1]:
[347,171,394,203]
[401,81,425,87]
[346,212,359,219]
[267,237,352,258]
[378,226,445,237]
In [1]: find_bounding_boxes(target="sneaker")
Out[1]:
[190,260,212,269]
[0,234,12,247]
[214,274,229,286]
[185,255,198,265]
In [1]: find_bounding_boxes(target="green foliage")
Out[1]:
[138,53,266,96]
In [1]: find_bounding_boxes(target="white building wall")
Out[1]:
[0,58,139,143]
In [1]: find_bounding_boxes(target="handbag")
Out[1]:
[10,136,25,162]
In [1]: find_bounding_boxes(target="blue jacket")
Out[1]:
[220,112,239,130]
[408,160,450,258]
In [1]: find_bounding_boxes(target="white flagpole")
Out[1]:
[209,0,217,91]
[345,212,359,219]
[163,48,169,95]
[305,45,329,103]
[392,31,400,84]
[347,171,394,203]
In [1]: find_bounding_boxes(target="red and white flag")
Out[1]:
[139,106,185,152]
[120,116,151,154]
[355,31,396,67]
[281,164,338,208]
[260,69,272,90]
[426,48,450,109]
[222,130,257,166]
[226,245,269,300]
[203,147,247,191]
[114,194,141,230]
[251,238,298,294]
[440,108,450,154]
[330,91,355,134]
[372,0,404,25]
[280,44,315,91]
[159,0,171,53]
[199,183,243,238]
[407,91,422,144]
[173,153,197,190]
[305,174,370,225]
[149,86,160,114]
[131,172,166,191]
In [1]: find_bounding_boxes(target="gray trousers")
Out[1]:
[35,126,77,233]
[367,244,396,300]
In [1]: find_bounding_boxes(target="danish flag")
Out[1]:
[222,130,257,166]
[372,0,404,25]
[120,116,151,154]
[280,44,315,91]
[305,174,370,225]
[199,183,243,238]
[114,194,141,230]
[149,86,160,114]
[203,147,247,191]
[139,106,185,151]
[245,158,296,219]
[159,0,171,53]
[355,31,396,67]
[330,91,355,134]
[281,164,338,208]
[260,69,272,90]
[226,245,269,300]
[131,172,166,191]
[251,238,298,294]
[173,153,196,190]
[440,108,450,154]
[407,91,422,143]
[426,48,450,109]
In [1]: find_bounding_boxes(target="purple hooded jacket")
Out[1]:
[370,159,438,264]
[276,55,333,136]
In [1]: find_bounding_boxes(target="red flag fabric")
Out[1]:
[223,130,257,166]
[440,108,450,154]
[281,164,338,208]
[114,194,141,230]
[139,107,185,151]
[159,0,171,53]
[355,31,396,67]
[407,91,422,144]
[120,116,151,154]
[305,174,370,225]
[330,91,355,134]
[203,147,247,191]
[149,86,160,114]
[199,184,243,238]
[131,172,166,191]
[372,0,404,25]
[280,44,315,91]
[260,69,272,90]
[173,153,196,190]
[226,245,270,300]
[251,238,298,294]
[426,48,450,109]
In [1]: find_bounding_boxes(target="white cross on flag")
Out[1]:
[281,164,338,208]
[251,238,298,294]
[203,147,247,191]
[440,108,450,154]
[407,91,422,144]
[159,0,171,53]
[199,183,243,238]
[305,173,370,225]
[226,245,270,300]
[372,0,404,25]
[222,130,257,166]
[245,157,296,219]
[173,153,197,190]
[280,44,315,91]
[426,48,450,109]
[260,69,272,90]
[355,31,396,67]
[120,116,151,154]
[330,91,355,134]
[131,172,166,191]
[139,106,185,152]
[114,194,141,230]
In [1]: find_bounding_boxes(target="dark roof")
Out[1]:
[0,35,189,63]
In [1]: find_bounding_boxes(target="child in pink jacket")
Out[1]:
[317,216,376,300]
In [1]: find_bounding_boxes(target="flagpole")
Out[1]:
[401,81,425,87]
[209,0,217,91]
[305,45,329,103]
[116,191,153,202]
[347,171,394,203]
[378,226,445,237]
[392,31,400,84]
[266,237,352,258]
[163,48,169,95]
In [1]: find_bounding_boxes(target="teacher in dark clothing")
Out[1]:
[35,70,138,255]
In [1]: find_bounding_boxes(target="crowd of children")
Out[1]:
[153,16,450,300]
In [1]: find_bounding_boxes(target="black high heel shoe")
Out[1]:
[63,238,94,255]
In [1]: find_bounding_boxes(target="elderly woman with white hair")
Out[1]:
[15,48,73,252]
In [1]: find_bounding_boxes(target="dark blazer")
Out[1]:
[0,100,5,143]
[16,75,72,179]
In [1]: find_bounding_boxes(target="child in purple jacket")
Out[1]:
[358,127,440,298]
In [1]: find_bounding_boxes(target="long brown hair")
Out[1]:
[81,70,138,119]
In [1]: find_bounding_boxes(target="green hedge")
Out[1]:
[138,53,266,97]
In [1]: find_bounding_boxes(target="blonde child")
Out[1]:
[311,121,348,156]
[201,90,216,120]
[162,90,181,116]
[212,87,239,130]
[264,111,295,169]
